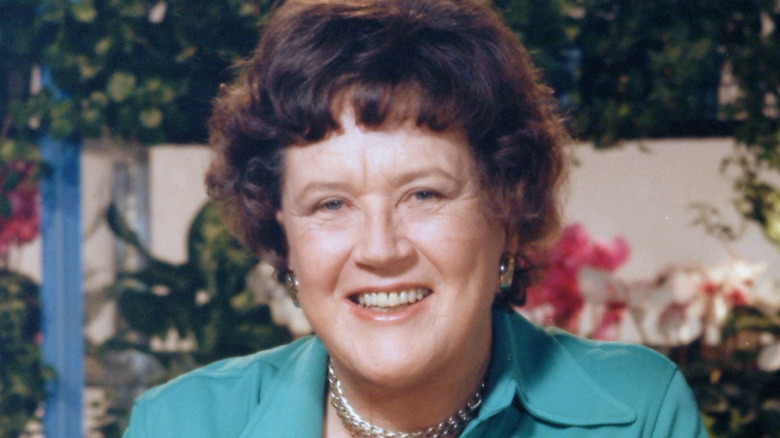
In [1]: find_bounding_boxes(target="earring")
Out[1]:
[283,270,300,307]
[498,252,527,306]
[499,252,515,292]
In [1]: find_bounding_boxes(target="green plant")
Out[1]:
[97,201,292,434]
[493,0,577,99]
[721,2,780,256]
[1,0,45,156]
[0,5,48,432]
[0,270,50,437]
[105,201,291,372]
[674,308,780,437]
[570,0,729,143]
[32,0,271,144]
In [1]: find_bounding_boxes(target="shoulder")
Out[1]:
[548,326,678,384]
[141,336,311,402]
[502,309,677,388]
[124,337,316,437]
[497,310,706,436]
[547,333,706,435]
[548,334,707,436]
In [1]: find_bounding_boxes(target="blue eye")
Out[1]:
[322,199,343,211]
[413,190,438,201]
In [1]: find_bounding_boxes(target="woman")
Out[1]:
[124,0,706,436]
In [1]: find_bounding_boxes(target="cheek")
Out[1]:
[286,226,355,286]
[408,211,504,260]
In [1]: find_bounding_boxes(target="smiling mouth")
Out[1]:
[352,288,432,312]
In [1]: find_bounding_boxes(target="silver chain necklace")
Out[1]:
[327,360,485,438]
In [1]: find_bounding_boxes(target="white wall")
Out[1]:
[564,138,780,283]
[148,145,212,264]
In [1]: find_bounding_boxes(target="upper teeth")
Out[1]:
[357,288,431,308]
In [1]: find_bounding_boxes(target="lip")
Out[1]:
[346,284,433,323]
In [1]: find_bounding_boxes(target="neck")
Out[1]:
[326,332,491,435]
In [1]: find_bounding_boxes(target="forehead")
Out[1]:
[281,110,476,188]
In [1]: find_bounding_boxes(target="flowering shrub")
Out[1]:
[521,223,630,339]
[522,223,774,351]
[0,159,43,436]
[0,160,40,263]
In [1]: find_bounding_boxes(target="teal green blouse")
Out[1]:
[123,309,707,437]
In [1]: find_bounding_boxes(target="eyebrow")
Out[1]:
[290,166,463,204]
[388,166,461,187]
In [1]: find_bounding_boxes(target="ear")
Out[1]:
[275,209,284,226]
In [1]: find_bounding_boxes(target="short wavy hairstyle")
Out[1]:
[206,0,568,306]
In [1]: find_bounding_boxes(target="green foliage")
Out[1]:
[719,2,780,256]
[32,0,271,144]
[570,0,727,143]
[106,201,291,369]
[1,0,271,149]
[737,169,780,250]
[0,270,51,437]
[494,0,577,98]
[2,0,774,149]
[0,5,48,435]
[0,0,46,161]
[675,307,780,437]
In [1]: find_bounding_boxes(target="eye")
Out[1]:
[319,199,344,211]
[412,190,440,201]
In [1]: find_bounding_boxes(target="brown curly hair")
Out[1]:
[206,0,567,305]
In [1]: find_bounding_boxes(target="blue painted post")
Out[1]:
[40,136,83,438]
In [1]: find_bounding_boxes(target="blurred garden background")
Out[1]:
[2,0,780,436]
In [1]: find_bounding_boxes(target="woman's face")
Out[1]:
[276,111,511,389]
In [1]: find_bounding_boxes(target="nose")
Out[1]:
[352,207,414,272]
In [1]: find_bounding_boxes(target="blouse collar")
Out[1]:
[481,308,637,427]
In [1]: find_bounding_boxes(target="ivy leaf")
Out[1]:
[175,46,197,64]
[48,101,76,139]
[107,72,137,103]
[70,1,97,23]
[76,55,101,80]
[118,2,146,18]
[94,37,113,56]
[139,107,163,128]
[105,203,152,259]
[159,85,176,104]
[89,91,108,106]
[80,108,103,135]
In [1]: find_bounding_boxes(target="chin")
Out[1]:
[357,361,431,389]
[341,343,438,388]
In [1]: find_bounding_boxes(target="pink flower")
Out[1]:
[0,161,40,259]
[592,302,627,341]
[521,223,630,338]
[591,238,630,271]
